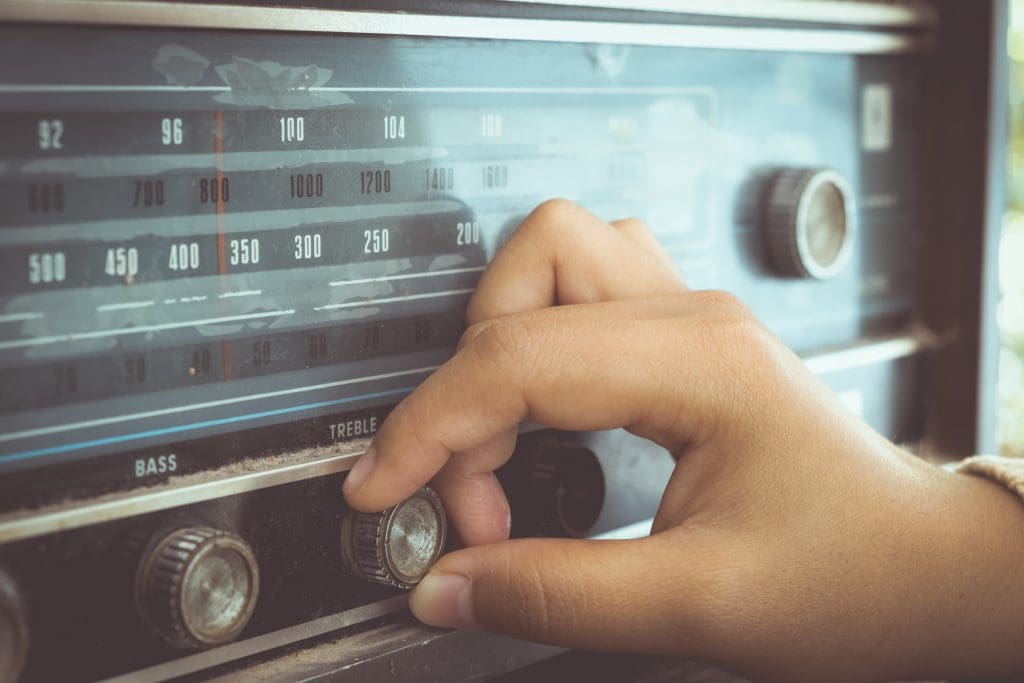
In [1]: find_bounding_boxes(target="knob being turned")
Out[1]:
[340,487,447,590]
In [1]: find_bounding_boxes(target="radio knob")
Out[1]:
[136,527,260,650]
[0,567,29,682]
[341,487,447,589]
[512,444,605,539]
[764,167,857,280]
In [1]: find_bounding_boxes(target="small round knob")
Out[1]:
[341,487,447,589]
[764,168,857,280]
[0,566,29,682]
[136,527,260,650]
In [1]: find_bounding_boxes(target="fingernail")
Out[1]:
[344,447,377,495]
[410,574,478,630]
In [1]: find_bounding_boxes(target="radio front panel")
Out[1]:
[0,8,934,682]
[0,25,923,500]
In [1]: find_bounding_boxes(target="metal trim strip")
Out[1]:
[100,595,410,683]
[802,333,929,376]
[496,0,939,28]
[592,518,654,540]
[0,450,366,543]
[0,1,932,54]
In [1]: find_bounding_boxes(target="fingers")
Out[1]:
[429,430,517,547]
[345,199,689,520]
[343,294,756,513]
[466,199,684,325]
[609,217,680,274]
[408,532,718,654]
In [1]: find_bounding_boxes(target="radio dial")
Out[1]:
[341,487,447,589]
[136,527,260,650]
[0,567,29,682]
[764,167,857,279]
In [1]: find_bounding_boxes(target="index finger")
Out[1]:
[466,199,685,326]
[342,293,747,513]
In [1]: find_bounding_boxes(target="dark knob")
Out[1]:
[504,443,606,539]
[340,487,447,589]
[136,527,260,650]
[764,167,857,280]
[529,444,605,538]
[0,566,28,682]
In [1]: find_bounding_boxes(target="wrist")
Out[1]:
[887,461,1024,680]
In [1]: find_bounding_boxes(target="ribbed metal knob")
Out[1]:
[341,487,447,589]
[136,527,260,650]
[0,566,29,682]
[764,167,857,280]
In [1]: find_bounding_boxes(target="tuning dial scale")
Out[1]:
[135,527,260,650]
[764,167,857,280]
[340,487,448,589]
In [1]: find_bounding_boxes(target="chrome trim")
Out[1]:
[0,1,933,54]
[498,0,939,28]
[803,332,931,376]
[101,595,410,683]
[792,168,858,281]
[0,84,715,95]
[592,518,653,540]
[0,446,366,544]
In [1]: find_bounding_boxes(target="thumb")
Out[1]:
[408,533,719,654]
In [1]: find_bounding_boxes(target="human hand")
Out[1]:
[343,200,1024,682]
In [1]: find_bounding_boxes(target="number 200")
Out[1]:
[456,221,481,246]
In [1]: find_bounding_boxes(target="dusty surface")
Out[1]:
[0,438,372,528]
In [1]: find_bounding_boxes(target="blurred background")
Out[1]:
[1003,1,1024,455]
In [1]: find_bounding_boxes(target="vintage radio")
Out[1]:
[0,1,1005,680]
